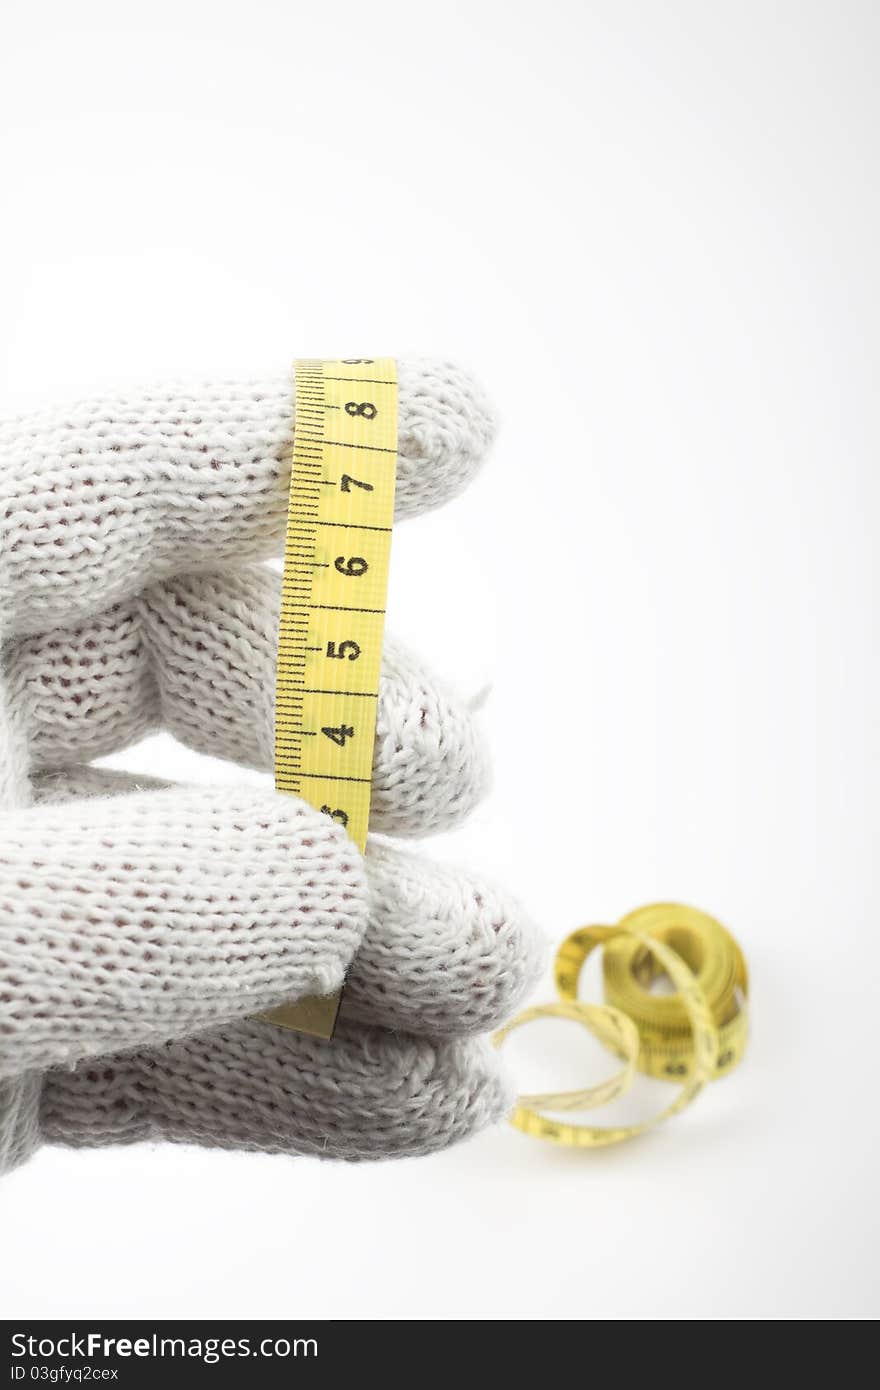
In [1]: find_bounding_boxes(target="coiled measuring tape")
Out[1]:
[494,903,748,1147]
[262,358,397,1037]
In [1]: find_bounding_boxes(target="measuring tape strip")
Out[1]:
[494,903,748,1147]
[261,358,398,1037]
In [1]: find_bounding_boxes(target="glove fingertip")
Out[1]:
[395,358,498,520]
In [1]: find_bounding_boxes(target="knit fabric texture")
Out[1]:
[0,360,496,640]
[0,359,544,1172]
[7,568,492,838]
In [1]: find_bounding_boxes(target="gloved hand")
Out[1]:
[0,361,545,1173]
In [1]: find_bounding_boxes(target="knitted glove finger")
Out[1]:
[31,766,546,1040]
[346,838,545,1037]
[39,1018,512,1160]
[0,360,495,641]
[139,569,489,837]
[0,786,368,1082]
[8,567,490,837]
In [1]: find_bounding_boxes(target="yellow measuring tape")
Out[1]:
[262,358,397,1037]
[494,903,748,1147]
[257,364,749,1151]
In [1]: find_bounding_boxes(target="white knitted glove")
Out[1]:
[0,362,545,1173]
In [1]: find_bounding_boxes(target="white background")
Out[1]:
[1,0,878,1320]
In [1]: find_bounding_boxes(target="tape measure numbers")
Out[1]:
[261,358,398,1037]
[494,903,748,1147]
